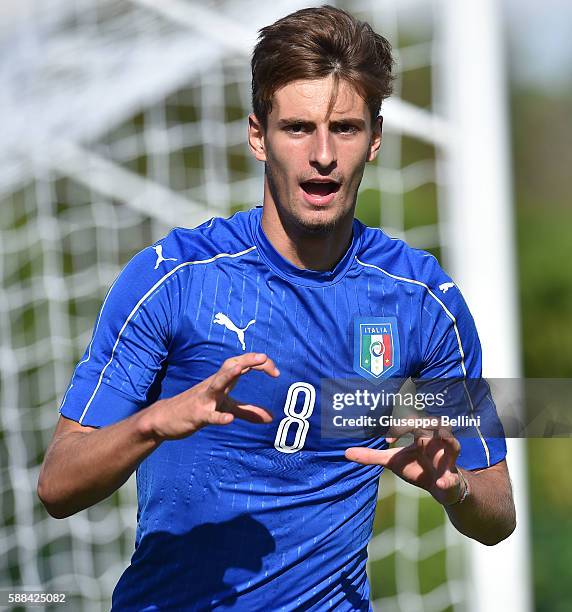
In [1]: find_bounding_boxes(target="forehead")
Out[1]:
[270,76,369,121]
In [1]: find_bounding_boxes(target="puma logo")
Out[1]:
[153,245,177,270]
[439,282,455,293]
[213,312,256,351]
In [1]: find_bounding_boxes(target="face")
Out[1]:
[249,75,382,235]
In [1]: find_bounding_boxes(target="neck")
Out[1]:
[260,182,354,272]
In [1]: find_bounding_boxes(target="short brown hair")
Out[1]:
[251,5,395,128]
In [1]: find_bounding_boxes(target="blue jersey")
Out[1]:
[59,206,506,611]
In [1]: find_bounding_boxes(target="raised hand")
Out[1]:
[345,422,465,506]
[142,353,280,442]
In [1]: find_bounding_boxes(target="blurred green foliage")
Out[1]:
[511,86,572,612]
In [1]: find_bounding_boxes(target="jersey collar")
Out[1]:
[250,206,362,287]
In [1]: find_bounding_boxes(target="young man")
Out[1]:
[38,6,515,610]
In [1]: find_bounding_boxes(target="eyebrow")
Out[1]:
[277,117,366,128]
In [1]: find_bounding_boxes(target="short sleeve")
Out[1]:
[414,281,507,470]
[59,237,185,428]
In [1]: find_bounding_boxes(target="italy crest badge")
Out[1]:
[353,317,400,382]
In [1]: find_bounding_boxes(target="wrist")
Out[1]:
[136,401,167,445]
[443,469,470,507]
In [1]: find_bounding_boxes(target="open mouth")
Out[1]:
[300,180,340,197]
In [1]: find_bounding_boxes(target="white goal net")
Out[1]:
[0,1,529,610]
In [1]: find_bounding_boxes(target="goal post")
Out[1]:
[437,1,532,610]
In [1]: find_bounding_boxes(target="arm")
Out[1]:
[446,460,516,546]
[37,411,160,519]
[349,262,513,544]
[345,429,516,546]
[38,353,278,519]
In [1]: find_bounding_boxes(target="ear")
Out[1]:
[367,115,383,162]
[248,113,266,162]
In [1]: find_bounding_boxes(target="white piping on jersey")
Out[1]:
[59,275,121,413]
[77,245,257,424]
[355,256,491,466]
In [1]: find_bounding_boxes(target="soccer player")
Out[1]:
[38,6,516,610]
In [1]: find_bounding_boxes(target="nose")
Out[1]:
[309,126,336,171]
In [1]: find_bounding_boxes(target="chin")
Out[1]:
[291,209,342,235]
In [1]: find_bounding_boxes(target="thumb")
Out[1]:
[345,446,403,466]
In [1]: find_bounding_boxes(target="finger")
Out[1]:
[223,358,280,396]
[417,431,461,484]
[205,411,235,426]
[385,422,414,443]
[426,426,461,455]
[386,422,440,444]
[345,446,404,466]
[435,469,460,490]
[226,400,274,424]
[387,426,433,447]
[430,436,461,473]
[208,362,243,395]
[209,353,279,395]
[430,424,456,441]
[208,353,266,394]
[415,431,434,447]
[239,354,280,378]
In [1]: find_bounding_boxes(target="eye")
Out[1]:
[333,123,359,135]
[284,123,310,134]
